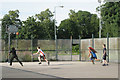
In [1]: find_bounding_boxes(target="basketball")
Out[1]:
[16,32,19,35]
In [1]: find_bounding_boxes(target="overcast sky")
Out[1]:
[0,0,100,25]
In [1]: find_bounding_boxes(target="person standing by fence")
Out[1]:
[102,44,108,66]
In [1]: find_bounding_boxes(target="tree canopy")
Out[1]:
[1,10,22,39]
[58,10,99,39]
[1,2,119,39]
[18,9,54,39]
[97,2,120,37]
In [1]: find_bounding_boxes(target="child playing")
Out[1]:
[88,47,98,64]
[9,47,23,66]
[102,44,108,66]
[33,47,50,65]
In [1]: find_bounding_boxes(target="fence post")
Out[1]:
[31,35,33,62]
[55,35,58,61]
[48,53,50,61]
[92,34,94,48]
[56,35,58,61]
[8,33,11,62]
[70,36,72,61]
[107,33,109,63]
[16,38,18,49]
[4,36,6,61]
[79,35,81,61]
[118,38,120,64]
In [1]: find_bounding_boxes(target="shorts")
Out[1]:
[103,55,106,60]
[40,55,46,60]
[90,57,97,60]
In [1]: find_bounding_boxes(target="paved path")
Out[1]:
[1,61,118,78]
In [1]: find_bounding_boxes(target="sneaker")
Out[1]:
[21,64,23,66]
[102,64,106,66]
[48,61,50,65]
[106,64,109,66]
[38,62,42,64]
[92,60,95,64]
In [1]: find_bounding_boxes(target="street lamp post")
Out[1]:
[54,6,64,60]
[98,0,102,38]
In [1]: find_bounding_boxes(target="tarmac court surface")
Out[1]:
[1,61,118,78]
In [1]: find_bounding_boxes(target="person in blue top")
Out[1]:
[88,47,97,64]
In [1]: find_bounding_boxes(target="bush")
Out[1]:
[72,45,79,53]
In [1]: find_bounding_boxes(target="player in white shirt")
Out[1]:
[33,47,50,65]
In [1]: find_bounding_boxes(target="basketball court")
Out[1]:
[1,61,118,78]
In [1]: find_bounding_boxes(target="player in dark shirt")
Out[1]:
[102,44,108,66]
[9,47,23,66]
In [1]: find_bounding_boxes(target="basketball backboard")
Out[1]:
[7,25,18,33]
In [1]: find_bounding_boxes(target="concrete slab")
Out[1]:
[1,61,118,78]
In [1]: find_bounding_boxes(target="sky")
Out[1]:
[0,0,100,26]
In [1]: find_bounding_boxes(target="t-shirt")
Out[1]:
[103,48,106,55]
[38,49,45,56]
[90,51,97,58]
[10,50,17,56]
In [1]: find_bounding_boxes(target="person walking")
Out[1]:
[102,44,108,66]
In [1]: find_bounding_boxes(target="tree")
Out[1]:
[35,9,54,39]
[57,19,76,39]
[18,16,37,39]
[58,10,99,39]
[18,9,54,39]
[97,2,120,37]
[1,10,22,39]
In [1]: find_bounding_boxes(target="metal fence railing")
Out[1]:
[0,36,119,62]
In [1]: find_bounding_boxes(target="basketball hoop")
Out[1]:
[7,25,18,34]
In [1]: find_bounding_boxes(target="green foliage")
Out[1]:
[57,19,76,39]
[72,45,79,53]
[1,10,22,39]
[97,2,120,37]
[18,9,54,39]
[2,3,119,39]
[1,9,99,39]
[18,16,37,39]
[58,10,99,39]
